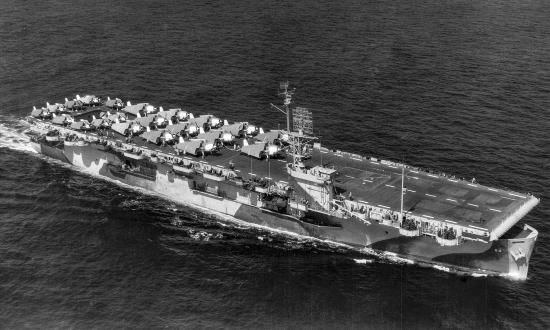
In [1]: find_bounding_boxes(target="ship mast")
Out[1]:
[400,164,405,223]
[270,81,294,134]
[270,82,315,169]
[398,135,411,224]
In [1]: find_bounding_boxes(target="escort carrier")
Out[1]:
[25,83,540,279]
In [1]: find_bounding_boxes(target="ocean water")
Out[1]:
[1,0,549,328]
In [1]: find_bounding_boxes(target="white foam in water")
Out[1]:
[504,271,524,281]
[381,251,415,265]
[0,122,37,154]
[472,273,488,278]
[432,265,451,272]
[187,229,220,241]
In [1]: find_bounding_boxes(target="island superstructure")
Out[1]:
[25,84,540,279]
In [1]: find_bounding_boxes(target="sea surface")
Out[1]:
[1,0,549,329]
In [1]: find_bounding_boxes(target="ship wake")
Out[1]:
[0,118,36,154]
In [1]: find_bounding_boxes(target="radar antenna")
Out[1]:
[292,107,313,136]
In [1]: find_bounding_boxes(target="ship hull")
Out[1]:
[33,140,537,279]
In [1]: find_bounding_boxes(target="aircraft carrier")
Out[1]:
[24,83,540,279]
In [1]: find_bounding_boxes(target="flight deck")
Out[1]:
[306,148,531,233]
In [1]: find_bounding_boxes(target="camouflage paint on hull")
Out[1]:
[35,141,537,279]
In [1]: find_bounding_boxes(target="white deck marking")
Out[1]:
[388,165,398,169]
[370,161,380,165]
[248,173,256,176]
[385,184,395,188]
[422,215,434,219]
[489,208,502,212]
[427,174,438,178]
[407,189,416,193]
[445,220,457,224]
[488,188,498,192]
[425,194,437,198]
[447,179,459,182]
[345,175,355,179]
[377,205,391,209]
[363,179,373,183]
[445,198,457,202]
[279,180,288,184]
[410,170,419,173]
[502,196,516,201]
[508,192,526,199]
[320,151,328,154]
[235,169,241,172]
[467,203,479,207]
[467,183,477,187]
[410,176,419,180]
